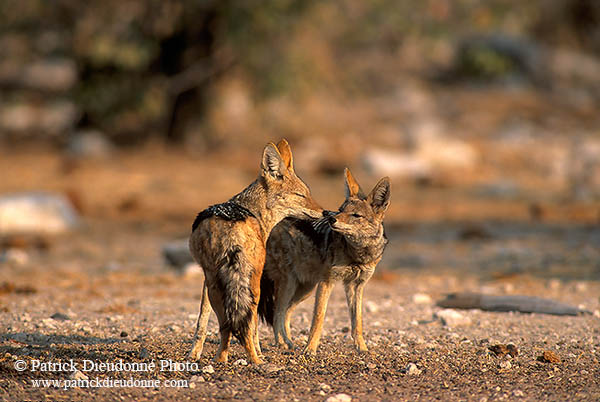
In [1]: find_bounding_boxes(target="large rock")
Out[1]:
[0,192,80,235]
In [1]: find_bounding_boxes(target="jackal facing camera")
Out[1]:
[258,168,390,354]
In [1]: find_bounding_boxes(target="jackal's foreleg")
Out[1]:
[344,279,368,352]
[303,280,334,355]
[188,282,211,360]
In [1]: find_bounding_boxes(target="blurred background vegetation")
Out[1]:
[1,0,600,202]
[0,0,598,141]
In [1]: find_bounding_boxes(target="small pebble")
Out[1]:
[190,375,205,383]
[499,360,512,369]
[489,344,519,357]
[138,348,149,359]
[513,390,524,397]
[202,365,215,374]
[538,350,560,363]
[41,318,56,328]
[319,383,332,392]
[412,293,432,304]
[55,311,72,320]
[233,359,248,366]
[261,363,284,374]
[326,393,352,402]
[406,363,422,376]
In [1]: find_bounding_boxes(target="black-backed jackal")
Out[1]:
[258,168,390,354]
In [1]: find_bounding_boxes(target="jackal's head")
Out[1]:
[327,168,390,251]
[260,139,323,222]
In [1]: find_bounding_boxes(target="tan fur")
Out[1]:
[261,168,390,354]
[187,140,322,364]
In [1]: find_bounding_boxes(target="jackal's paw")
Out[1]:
[214,354,228,363]
[301,346,317,356]
[187,347,203,361]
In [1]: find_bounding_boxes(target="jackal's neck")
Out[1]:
[330,225,387,266]
[229,178,279,237]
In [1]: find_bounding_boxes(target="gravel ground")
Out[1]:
[1,217,599,401]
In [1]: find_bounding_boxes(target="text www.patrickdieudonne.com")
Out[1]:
[31,377,189,390]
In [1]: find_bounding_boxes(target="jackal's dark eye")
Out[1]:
[351,213,362,218]
[294,192,306,199]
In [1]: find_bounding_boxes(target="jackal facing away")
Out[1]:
[258,168,390,354]
[188,140,322,364]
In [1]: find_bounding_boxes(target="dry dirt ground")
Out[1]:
[0,147,599,401]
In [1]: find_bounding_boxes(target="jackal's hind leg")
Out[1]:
[240,307,263,364]
[215,328,232,363]
[188,282,211,360]
[252,311,262,357]
[274,278,297,349]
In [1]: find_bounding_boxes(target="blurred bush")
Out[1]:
[0,0,598,147]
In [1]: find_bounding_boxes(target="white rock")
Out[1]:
[365,300,379,313]
[326,393,352,402]
[406,363,422,375]
[417,134,478,170]
[319,383,332,392]
[362,148,432,180]
[513,389,524,397]
[233,359,248,366]
[0,192,79,235]
[70,370,88,381]
[183,263,203,277]
[162,240,195,271]
[1,249,29,265]
[201,365,215,374]
[67,130,113,159]
[22,59,77,92]
[41,318,56,329]
[435,309,472,327]
[0,101,78,134]
[499,360,512,369]
[412,293,432,304]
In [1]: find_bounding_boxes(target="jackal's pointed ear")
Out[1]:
[367,177,391,215]
[344,168,366,199]
[261,143,288,180]
[276,139,294,173]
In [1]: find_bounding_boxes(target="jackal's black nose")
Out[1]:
[323,210,336,224]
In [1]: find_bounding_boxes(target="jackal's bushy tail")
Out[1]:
[217,247,254,343]
[257,272,275,326]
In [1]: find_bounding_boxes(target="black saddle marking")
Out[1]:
[192,202,255,233]
[289,217,330,248]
